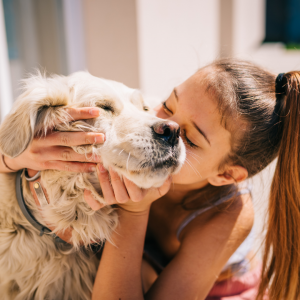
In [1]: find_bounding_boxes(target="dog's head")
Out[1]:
[0,71,186,188]
[66,72,185,188]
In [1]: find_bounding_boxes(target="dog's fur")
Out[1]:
[0,72,185,300]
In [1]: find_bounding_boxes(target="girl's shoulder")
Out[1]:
[177,182,253,240]
[179,191,254,254]
[166,193,254,298]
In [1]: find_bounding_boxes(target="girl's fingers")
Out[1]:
[148,176,172,200]
[39,132,105,147]
[123,177,146,202]
[95,165,171,208]
[96,164,116,204]
[37,146,102,163]
[158,176,172,195]
[64,107,100,122]
[84,189,105,210]
[44,161,97,173]
[108,167,130,203]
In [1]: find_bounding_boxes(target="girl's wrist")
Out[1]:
[1,155,20,172]
[117,206,150,218]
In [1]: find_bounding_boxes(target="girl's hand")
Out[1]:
[5,107,104,173]
[84,164,172,212]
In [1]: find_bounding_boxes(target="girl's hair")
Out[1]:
[198,58,300,300]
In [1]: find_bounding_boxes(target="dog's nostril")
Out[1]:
[152,121,180,147]
[176,128,180,138]
[163,127,171,138]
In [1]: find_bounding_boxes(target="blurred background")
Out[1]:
[1,0,300,256]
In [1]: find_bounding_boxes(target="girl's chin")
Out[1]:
[171,171,197,185]
[170,172,186,184]
[170,172,207,187]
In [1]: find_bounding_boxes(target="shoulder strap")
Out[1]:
[176,186,252,240]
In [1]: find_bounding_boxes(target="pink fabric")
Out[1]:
[206,264,267,300]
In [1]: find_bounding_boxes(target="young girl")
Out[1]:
[1,59,299,300]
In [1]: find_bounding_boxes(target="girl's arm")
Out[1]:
[91,165,171,300]
[91,166,254,300]
[0,107,104,173]
[93,208,149,300]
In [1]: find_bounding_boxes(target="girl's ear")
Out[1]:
[207,165,248,186]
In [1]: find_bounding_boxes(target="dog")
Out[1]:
[0,71,185,300]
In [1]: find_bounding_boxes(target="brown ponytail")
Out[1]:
[258,72,300,300]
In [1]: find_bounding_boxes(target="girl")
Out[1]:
[1,59,299,300]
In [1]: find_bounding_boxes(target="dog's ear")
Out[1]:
[0,73,70,158]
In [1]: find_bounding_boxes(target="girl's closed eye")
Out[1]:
[162,101,172,114]
[182,129,198,149]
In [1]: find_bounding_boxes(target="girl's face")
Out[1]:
[155,71,233,190]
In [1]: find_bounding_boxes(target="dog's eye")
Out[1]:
[143,106,149,111]
[98,104,114,113]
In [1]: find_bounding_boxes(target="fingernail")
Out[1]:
[89,166,96,172]
[89,108,100,116]
[98,164,107,173]
[94,134,105,144]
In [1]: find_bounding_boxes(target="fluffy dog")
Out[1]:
[0,72,185,300]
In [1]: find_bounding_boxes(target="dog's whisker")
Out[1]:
[186,149,202,160]
[185,158,202,178]
[186,151,202,164]
[126,152,131,172]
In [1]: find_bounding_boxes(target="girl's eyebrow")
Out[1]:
[174,87,211,146]
[192,121,211,146]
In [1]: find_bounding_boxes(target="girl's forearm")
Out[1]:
[92,208,149,300]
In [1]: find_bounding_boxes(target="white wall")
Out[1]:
[136,0,219,98]
[233,0,266,56]
[63,0,86,74]
[82,0,140,88]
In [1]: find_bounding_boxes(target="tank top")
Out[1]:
[176,182,253,273]
[144,182,253,275]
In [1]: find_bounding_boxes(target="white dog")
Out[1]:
[0,72,185,300]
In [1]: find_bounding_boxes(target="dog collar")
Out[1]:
[16,170,103,252]
[15,170,68,245]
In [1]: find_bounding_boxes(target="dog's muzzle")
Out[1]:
[135,120,182,172]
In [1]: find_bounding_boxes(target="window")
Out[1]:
[265,0,300,47]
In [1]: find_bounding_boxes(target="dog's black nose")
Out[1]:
[152,121,180,147]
